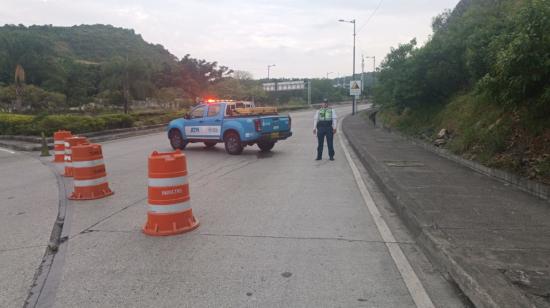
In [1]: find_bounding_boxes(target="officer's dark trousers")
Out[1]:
[317,126,335,159]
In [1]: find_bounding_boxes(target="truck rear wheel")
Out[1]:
[169,129,188,150]
[224,131,243,155]
[257,141,275,152]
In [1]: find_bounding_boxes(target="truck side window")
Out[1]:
[226,105,235,115]
[207,105,221,117]
[191,106,205,119]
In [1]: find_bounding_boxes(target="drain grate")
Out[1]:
[384,160,425,167]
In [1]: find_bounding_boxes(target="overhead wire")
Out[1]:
[357,0,384,33]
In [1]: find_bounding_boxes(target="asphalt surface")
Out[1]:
[2,106,468,307]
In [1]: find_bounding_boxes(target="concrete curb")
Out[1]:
[0,124,167,152]
[342,113,537,308]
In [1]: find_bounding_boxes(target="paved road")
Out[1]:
[0,149,58,307]
[5,106,468,307]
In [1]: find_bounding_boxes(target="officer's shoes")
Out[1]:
[315,157,322,161]
[329,157,335,161]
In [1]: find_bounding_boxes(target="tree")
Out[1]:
[13,64,25,112]
[176,54,232,98]
[99,57,154,113]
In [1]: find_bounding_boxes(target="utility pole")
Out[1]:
[267,64,276,80]
[372,56,376,88]
[366,56,376,95]
[307,80,312,105]
[352,20,356,115]
[361,54,365,97]
[338,19,356,115]
[124,53,129,114]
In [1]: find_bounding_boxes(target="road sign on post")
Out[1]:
[350,80,361,96]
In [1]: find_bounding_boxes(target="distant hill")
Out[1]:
[0,24,230,110]
[0,24,177,86]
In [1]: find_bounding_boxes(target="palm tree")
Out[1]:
[14,64,25,112]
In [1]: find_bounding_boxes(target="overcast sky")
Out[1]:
[1,0,460,79]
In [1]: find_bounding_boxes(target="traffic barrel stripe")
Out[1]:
[72,159,105,168]
[63,137,88,177]
[148,200,192,214]
[52,130,72,163]
[148,176,188,187]
[74,176,108,187]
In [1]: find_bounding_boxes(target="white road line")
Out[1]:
[338,120,435,308]
[0,147,16,154]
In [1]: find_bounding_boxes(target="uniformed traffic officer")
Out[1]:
[313,99,337,161]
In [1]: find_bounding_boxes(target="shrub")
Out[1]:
[0,113,36,135]
[1,110,176,136]
[97,114,134,129]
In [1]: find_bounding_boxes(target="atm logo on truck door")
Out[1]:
[185,126,221,137]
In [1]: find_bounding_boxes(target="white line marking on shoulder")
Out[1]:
[0,147,16,154]
[339,117,435,308]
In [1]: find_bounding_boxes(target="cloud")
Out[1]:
[0,0,460,78]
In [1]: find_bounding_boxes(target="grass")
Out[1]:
[376,93,550,184]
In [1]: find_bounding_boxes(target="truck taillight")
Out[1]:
[288,116,291,129]
[254,119,262,132]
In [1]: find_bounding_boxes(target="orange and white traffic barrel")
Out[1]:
[143,149,199,236]
[63,136,88,177]
[69,143,114,200]
[53,130,72,163]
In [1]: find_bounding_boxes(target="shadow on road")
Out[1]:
[182,144,279,159]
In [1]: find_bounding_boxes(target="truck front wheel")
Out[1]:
[224,131,243,155]
[257,141,275,152]
[169,129,188,150]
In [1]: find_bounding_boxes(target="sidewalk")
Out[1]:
[343,113,550,308]
[0,151,59,307]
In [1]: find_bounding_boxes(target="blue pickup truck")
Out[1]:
[167,101,292,155]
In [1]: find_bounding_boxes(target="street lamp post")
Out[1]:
[267,64,276,80]
[365,56,376,94]
[338,19,356,115]
[326,72,333,79]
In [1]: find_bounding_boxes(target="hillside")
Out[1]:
[0,24,229,111]
[0,24,176,84]
[374,0,550,184]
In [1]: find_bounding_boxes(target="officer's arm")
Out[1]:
[332,109,337,130]
[313,110,319,130]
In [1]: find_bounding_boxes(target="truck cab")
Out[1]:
[167,100,292,155]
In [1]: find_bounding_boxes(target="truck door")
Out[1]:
[202,104,223,139]
[184,105,222,140]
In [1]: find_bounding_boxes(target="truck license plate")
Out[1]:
[270,132,279,139]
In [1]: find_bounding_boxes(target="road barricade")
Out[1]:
[69,143,114,200]
[63,136,88,177]
[143,149,199,236]
[53,130,72,163]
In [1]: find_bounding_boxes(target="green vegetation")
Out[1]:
[374,0,550,183]
[0,24,230,112]
[0,110,186,136]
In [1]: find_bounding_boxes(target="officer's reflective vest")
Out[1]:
[317,108,333,128]
[319,108,333,121]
